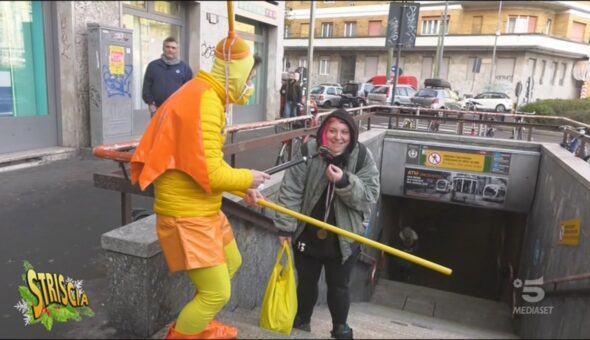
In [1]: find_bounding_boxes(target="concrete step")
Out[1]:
[150,300,518,339]
[371,279,514,334]
[0,147,77,173]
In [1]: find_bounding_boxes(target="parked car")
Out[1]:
[309,84,342,107]
[367,84,417,106]
[411,78,462,115]
[339,82,374,108]
[467,92,513,112]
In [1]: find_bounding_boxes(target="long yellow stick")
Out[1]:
[230,191,452,276]
[228,1,234,33]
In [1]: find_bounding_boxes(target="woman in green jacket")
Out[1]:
[274,109,380,339]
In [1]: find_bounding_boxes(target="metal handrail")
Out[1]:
[542,272,590,297]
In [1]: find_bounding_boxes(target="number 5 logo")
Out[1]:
[514,276,545,303]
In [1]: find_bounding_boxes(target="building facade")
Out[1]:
[284,1,590,105]
[0,1,284,154]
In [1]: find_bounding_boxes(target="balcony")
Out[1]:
[284,33,590,58]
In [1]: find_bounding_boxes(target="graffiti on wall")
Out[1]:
[102,64,132,98]
[201,42,215,59]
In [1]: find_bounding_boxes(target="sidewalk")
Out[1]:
[0,149,153,339]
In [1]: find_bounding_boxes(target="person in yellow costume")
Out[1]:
[130,27,270,339]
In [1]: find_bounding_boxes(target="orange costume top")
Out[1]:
[130,33,256,218]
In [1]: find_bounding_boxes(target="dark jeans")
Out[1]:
[294,247,360,325]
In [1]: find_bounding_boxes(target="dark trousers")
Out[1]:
[294,248,360,325]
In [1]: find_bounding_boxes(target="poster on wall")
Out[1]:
[403,167,509,208]
[0,71,14,116]
[405,144,512,175]
[109,45,125,76]
[403,144,512,208]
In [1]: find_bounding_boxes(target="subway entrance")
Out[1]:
[378,195,527,302]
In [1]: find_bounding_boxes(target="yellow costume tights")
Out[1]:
[175,240,242,335]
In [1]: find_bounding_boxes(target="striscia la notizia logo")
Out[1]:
[14,261,94,331]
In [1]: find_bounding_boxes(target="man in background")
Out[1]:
[280,72,302,118]
[142,36,193,117]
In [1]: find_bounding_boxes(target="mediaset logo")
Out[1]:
[512,276,554,315]
[14,261,94,331]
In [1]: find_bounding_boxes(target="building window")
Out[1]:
[551,61,558,85]
[545,18,552,35]
[344,21,356,37]
[507,16,537,33]
[572,21,586,42]
[0,1,48,117]
[472,16,483,34]
[539,60,546,85]
[496,58,515,82]
[321,23,333,37]
[300,23,309,37]
[421,16,449,35]
[320,57,330,75]
[368,20,382,36]
[559,63,567,86]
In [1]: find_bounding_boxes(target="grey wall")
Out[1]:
[516,143,590,339]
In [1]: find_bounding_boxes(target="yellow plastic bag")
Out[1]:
[259,242,298,335]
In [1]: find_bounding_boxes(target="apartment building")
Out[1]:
[0,1,284,154]
[284,1,590,104]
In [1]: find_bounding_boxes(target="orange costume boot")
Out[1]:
[166,321,238,339]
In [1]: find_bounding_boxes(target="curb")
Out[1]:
[0,147,78,173]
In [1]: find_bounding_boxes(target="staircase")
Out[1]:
[152,279,519,339]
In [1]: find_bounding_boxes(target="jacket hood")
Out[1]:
[316,109,359,155]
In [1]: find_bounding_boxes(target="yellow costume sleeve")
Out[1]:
[200,89,253,192]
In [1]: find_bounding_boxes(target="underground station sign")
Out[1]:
[381,139,541,213]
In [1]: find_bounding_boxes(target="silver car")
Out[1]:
[310,85,342,108]
[367,84,417,106]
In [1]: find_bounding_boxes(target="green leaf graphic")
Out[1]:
[18,286,37,305]
[77,306,95,317]
[27,310,40,325]
[21,261,35,283]
[47,304,69,322]
[40,313,53,331]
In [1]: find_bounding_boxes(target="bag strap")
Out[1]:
[355,142,367,173]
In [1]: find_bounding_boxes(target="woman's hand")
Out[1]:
[244,189,264,207]
[250,170,271,188]
[325,164,343,183]
[279,236,292,246]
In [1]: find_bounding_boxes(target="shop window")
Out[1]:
[0,1,48,117]
[122,1,184,111]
